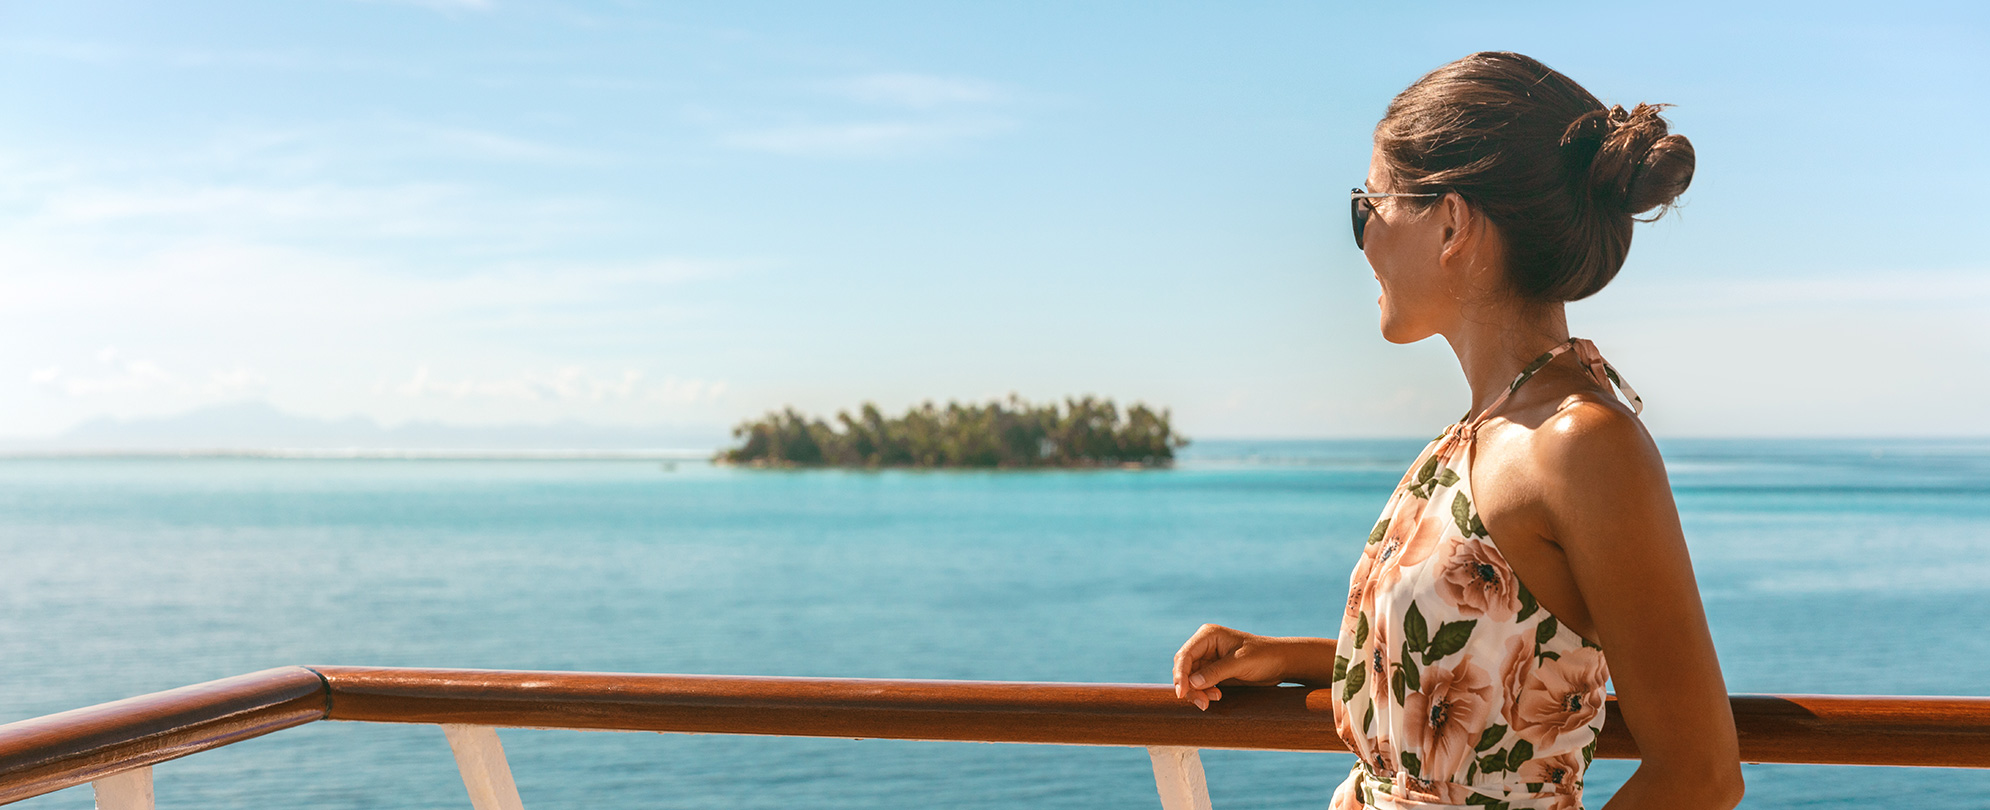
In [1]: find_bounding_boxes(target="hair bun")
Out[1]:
[1564,103,1695,219]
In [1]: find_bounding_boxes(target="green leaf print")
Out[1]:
[1469,514,1486,537]
[1475,724,1508,752]
[1515,584,1539,622]
[1341,657,1367,701]
[1362,704,1374,734]
[1423,620,1477,664]
[1398,650,1421,691]
[1400,751,1422,778]
[1535,616,1559,645]
[1367,518,1390,545]
[1451,491,1474,536]
[1537,650,1561,661]
[1417,454,1440,485]
[1506,739,1534,771]
[1436,467,1460,488]
[1477,750,1506,774]
[1332,655,1348,683]
[1391,669,1407,705]
[1464,793,1509,810]
[1403,602,1429,653]
[1582,737,1598,764]
[1353,612,1369,650]
[1581,634,1605,651]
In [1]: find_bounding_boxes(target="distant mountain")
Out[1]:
[5,402,727,456]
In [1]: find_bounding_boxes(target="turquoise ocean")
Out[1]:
[1,438,1986,808]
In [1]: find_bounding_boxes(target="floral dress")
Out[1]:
[1329,338,1642,810]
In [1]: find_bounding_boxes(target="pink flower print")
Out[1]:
[1332,692,1356,751]
[1396,511,1447,571]
[1436,537,1520,622]
[1369,514,1439,596]
[1369,735,1399,775]
[1499,633,1533,727]
[1371,534,1404,583]
[1430,781,1475,805]
[1400,654,1497,780]
[1344,576,1370,620]
[1401,777,1473,806]
[1364,619,1392,705]
[1513,646,1609,750]
[1329,775,1366,810]
[1518,750,1585,790]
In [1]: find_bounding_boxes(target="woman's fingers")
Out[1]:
[1173,624,1264,710]
[1172,624,1228,698]
[1186,653,1247,691]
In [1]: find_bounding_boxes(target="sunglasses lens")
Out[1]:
[1350,190,1368,250]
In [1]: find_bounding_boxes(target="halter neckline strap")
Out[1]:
[1438,337,1643,447]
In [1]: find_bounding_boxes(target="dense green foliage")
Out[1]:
[718,396,1186,468]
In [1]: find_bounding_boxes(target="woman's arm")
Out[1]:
[1534,402,1744,810]
[1172,626,1338,710]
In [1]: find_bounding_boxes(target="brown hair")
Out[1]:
[1374,52,1694,302]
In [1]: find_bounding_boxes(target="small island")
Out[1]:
[717,395,1187,468]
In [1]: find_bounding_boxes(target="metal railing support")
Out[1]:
[1146,746,1211,810]
[442,726,524,810]
[91,766,152,810]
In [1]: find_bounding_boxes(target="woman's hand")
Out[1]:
[1171,624,1298,710]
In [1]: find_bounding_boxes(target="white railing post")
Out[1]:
[1146,746,1212,810]
[92,766,154,810]
[442,725,526,810]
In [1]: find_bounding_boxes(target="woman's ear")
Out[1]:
[1436,193,1476,268]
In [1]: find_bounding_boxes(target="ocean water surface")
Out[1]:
[1,438,1986,808]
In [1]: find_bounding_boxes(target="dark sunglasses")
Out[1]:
[1350,187,1441,250]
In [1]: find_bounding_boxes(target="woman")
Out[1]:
[1171,53,1743,809]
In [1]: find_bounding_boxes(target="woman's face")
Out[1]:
[1362,145,1456,344]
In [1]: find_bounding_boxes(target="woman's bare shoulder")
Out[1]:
[1516,389,1676,551]
[1528,388,1658,470]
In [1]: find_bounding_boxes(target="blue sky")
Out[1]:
[1,0,1984,441]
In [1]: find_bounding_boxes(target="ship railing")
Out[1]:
[1,666,1986,809]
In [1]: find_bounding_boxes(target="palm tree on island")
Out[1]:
[717,395,1186,468]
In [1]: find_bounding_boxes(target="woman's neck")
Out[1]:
[1441,299,1571,421]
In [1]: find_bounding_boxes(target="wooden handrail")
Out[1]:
[0,667,326,805]
[315,667,1336,751]
[312,667,1990,768]
[1,666,1986,806]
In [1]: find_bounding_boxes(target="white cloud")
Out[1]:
[0,39,125,65]
[828,74,1008,109]
[649,377,729,405]
[31,348,186,397]
[706,70,1021,158]
[206,365,270,397]
[412,125,600,164]
[722,119,1012,158]
[0,237,740,331]
[1580,267,1990,437]
[2,38,429,75]
[1634,269,1990,309]
[353,0,493,11]
[24,181,536,239]
[387,366,726,405]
